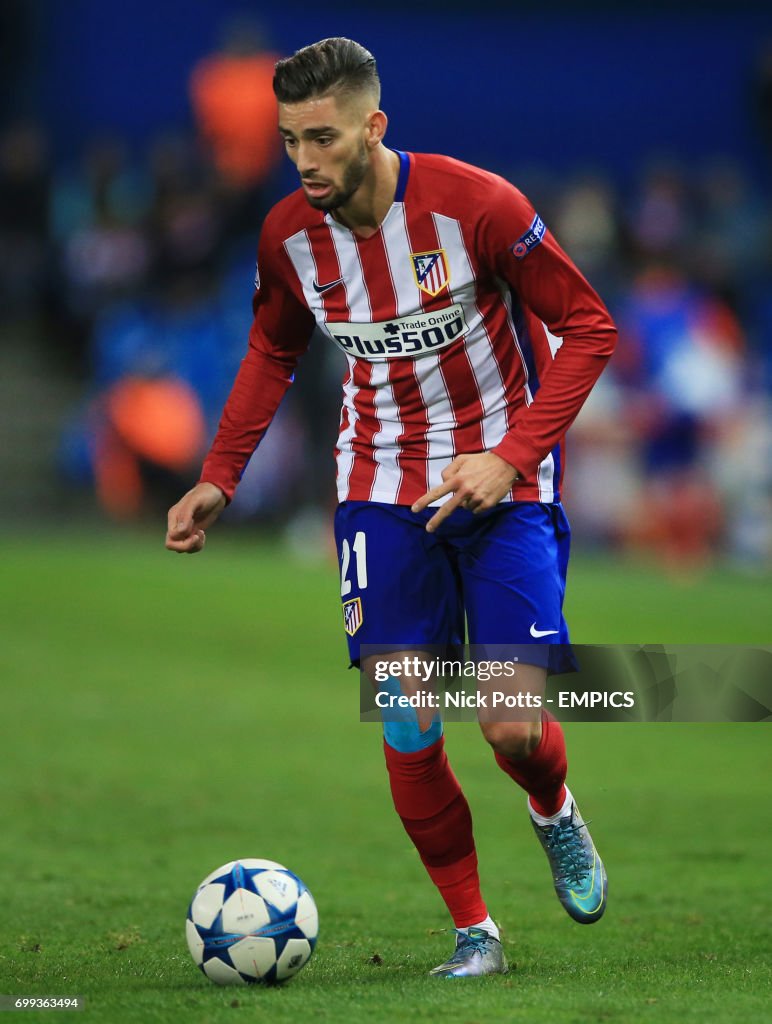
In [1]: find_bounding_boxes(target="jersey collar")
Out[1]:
[393,149,410,203]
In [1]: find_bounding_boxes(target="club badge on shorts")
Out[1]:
[411,249,450,297]
[343,597,363,636]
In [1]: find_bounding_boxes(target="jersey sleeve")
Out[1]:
[478,177,617,480]
[198,224,315,501]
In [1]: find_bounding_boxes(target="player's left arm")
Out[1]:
[483,178,618,479]
[413,178,617,532]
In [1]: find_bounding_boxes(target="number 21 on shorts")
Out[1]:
[340,531,368,595]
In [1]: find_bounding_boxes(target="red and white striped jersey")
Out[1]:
[200,152,616,506]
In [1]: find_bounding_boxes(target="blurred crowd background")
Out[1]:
[1,1,770,572]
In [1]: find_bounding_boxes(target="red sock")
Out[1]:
[383,736,487,928]
[494,711,567,816]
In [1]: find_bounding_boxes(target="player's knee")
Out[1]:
[383,716,443,754]
[480,719,541,759]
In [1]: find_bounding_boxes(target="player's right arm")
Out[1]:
[165,217,315,554]
[166,481,227,553]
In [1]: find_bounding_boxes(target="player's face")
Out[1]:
[278,93,375,211]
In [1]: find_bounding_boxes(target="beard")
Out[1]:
[303,141,369,212]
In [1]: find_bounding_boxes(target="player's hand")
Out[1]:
[411,453,519,533]
[165,482,227,554]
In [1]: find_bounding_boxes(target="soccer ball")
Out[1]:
[185,858,318,985]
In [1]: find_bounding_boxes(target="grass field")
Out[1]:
[1,529,770,1023]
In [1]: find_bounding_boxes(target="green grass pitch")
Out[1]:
[0,529,769,1023]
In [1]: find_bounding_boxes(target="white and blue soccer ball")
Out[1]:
[185,859,318,985]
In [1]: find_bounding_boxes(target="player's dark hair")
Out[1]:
[273,38,380,105]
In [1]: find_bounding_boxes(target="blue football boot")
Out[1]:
[531,796,607,923]
[429,927,508,978]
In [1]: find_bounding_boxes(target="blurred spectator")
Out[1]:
[691,159,769,310]
[50,137,152,360]
[189,17,283,240]
[59,260,309,523]
[0,121,50,318]
[711,394,772,568]
[615,263,749,570]
[147,133,225,294]
[61,286,226,521]
[562,375,639,549]
[552,173,623,299]
[52,136,151,243]
[93,375,206,520]
[628,162,695,263]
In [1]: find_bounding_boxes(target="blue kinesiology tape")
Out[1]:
[379,674,443,753]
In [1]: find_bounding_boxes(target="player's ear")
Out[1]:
[365,110,387,149]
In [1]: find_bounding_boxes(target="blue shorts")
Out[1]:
[334,500,576,673]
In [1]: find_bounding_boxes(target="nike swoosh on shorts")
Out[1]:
[530,623,559,638]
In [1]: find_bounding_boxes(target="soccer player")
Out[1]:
[166,37,615,978]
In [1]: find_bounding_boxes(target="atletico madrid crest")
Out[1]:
[343,597,363,636]
[410,249,450,297]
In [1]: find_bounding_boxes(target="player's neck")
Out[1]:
[332,146,400,239]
